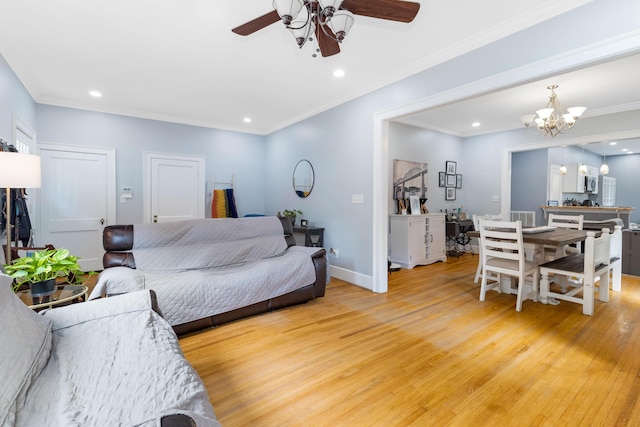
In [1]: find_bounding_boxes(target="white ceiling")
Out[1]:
[394,53,640,156]
[0,0,594,136]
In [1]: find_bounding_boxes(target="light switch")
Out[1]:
[491,195,499,202]
[352,194,364,204]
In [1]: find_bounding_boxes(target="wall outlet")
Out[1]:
[329,248,339,258]
[491,195,500,202]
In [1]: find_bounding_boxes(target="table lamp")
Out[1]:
[0,151,42,265]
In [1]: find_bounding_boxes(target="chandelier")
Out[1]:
[520,85,586,138]
[272,0,355,56]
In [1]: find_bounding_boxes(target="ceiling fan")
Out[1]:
[232,0,421,57]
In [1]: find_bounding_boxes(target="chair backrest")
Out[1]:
[548,213,584,252]
[479,219,526,273]
[583,228,611,282]
[610,225,622,259]
[548,213,584,229]
[472,214,503,231]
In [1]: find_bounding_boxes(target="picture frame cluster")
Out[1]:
[438,161,462,200]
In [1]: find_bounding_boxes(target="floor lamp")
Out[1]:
[0,152,42,266]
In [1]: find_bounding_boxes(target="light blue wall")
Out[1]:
[35,105,266,224]
[608,155,640,223]
[1,0,639,281]
[265,0,640,277]
[0,54,36,141]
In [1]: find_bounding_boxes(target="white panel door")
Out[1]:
[549,164,563,203]
[144,152,205,223]
[39,144,116,271]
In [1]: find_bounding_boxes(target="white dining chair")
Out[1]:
[472,214,502,284]
[539,228,611,315]
[478,219,539,312]
[545,213,584,259]
[609,225,623,292]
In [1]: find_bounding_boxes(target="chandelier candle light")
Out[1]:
[521,85,587,138]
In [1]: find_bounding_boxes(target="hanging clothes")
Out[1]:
[1,188,33,246]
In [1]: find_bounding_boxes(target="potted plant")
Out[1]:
[4,248,86,294]
[279,209,303,226]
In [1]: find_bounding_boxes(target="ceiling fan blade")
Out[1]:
[315,25,341,57]
[341,0,420,23]
[232,10,281,36]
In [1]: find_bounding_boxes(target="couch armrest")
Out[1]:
[42,290,159,330]
[311,248,327,297]
[289,246,327,297]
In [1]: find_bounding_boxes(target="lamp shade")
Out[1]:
[327,10,354,41]
[0,152,42,188]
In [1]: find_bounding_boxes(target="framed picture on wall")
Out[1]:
[446,161,457,175]
[446,174,456,187]
[439,172,446,187]
[456,174,462,189]
[446,187,456,201]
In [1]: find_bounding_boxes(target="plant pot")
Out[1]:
[30,279,56,296]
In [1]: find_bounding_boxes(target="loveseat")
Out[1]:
[0,273,221,426]
[90,216,327,334]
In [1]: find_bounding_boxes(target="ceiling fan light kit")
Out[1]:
[233,0,420,57]
[520,85,587,138]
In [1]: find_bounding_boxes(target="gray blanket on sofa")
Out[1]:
[90,217,317,326]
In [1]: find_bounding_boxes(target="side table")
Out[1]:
[17,284,88,311]
[292,225,324,247]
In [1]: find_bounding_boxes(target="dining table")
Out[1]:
[467,227,599,261]
[466,227,601,298]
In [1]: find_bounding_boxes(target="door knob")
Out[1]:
[100,218,105,225]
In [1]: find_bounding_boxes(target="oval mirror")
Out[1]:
[293,159,314,198]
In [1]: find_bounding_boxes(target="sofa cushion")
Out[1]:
[0,274,53,426]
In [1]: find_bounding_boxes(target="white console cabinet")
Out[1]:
[389,214,446,269]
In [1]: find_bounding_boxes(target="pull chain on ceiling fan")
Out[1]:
[232,0,420,58]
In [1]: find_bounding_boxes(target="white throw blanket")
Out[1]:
[15,291,220,427]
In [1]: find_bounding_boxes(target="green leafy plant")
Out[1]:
[4,248,87,292]
[281,209,303,218]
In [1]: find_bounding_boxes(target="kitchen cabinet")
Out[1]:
[562,163,598,193]
[428,214,446,262]
[389,214,446,269]
[562,163,584,193]
[622,229,640,276]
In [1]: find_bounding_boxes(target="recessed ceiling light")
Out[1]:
[472,122,480,127]
[627,151,634,154]
[243,117,252,123]
[89,90,102,97]
[333,69,345,78]
[609,141,617,145]
[622,148,629,152]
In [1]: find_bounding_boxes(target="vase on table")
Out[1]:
[29,279,56,296]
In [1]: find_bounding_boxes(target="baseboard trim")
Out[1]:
[330,265,373,292]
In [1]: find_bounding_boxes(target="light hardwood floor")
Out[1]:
[179,253,640,426]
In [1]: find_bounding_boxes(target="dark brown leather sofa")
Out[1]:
[102,217,327,335]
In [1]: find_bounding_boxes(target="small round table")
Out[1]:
[17,285,88,311]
